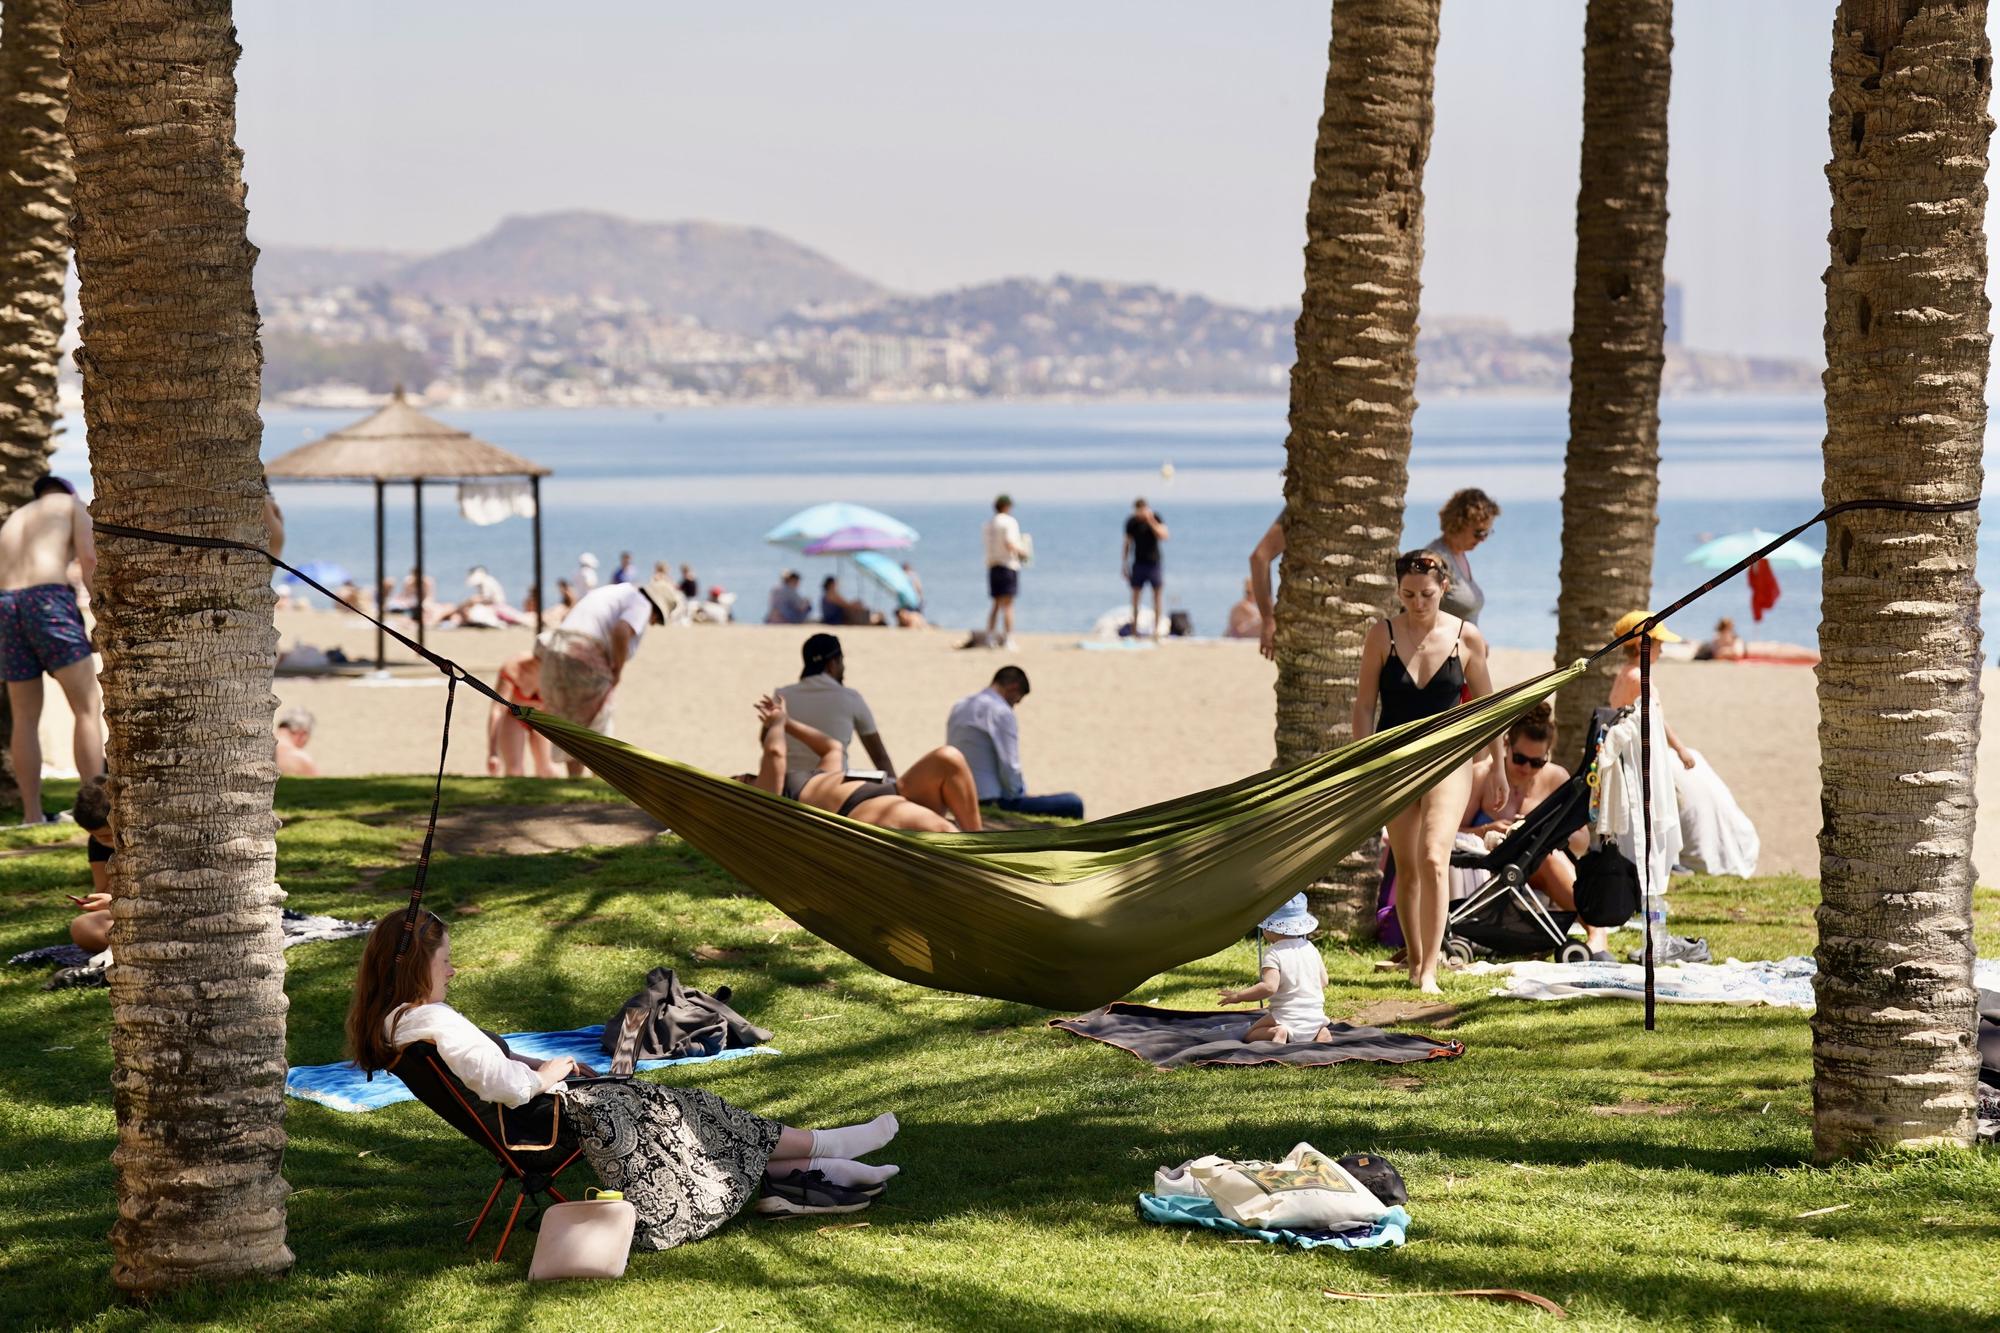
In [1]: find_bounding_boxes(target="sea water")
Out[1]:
[51,394,1851,651]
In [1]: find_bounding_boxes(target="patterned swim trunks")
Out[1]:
[0,583,93,682]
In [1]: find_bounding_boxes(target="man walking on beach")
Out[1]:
[0,475,105,825]
[775,633,896,777]
[983,494,1026,649]
[946,665,1083,819]
[1122,497,1169,640]
[534,576,671,775]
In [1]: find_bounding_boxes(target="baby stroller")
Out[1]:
[1441,708,1613,966]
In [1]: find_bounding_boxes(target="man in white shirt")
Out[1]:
[533,578,670,774]
[945,665,1083,819]
[773,633,896,777]
[981,493,1025,649]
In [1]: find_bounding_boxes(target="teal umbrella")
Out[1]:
[765,502,919,550]
[1683,529,1821,571]
[853,551,921,611]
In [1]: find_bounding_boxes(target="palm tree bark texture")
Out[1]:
[64,0,291,1288]
[1551,0,1672,749]
[1274,0,1440,935]
[1814,0,1989,1159]
[0,0,76,807]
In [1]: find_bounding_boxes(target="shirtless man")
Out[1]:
[1248,514,1284,661]
[0,475,104,825]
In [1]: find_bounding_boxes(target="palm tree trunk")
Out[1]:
[1274,0,1441,936]
[1551,0,1672,748]
[65,0,291,1289]
[0,0,75,809]
[1812,0,1989,1160]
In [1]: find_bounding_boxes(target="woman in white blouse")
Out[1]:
[346,912,902,1246]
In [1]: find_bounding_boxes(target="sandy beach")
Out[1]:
[28,606,2000,882]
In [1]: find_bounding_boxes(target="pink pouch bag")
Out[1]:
[527,1189,637,1280]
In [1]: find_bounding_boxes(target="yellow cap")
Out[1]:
[587,1188,624,1202]
[1612,610,1681,643]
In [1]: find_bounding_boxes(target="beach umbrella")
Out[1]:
[853,551,921,611]
[1682,529,1821,571]
[803,525,915,556]
[278,559,353,589]
[765,501,919,550]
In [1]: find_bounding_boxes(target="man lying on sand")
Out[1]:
[742,694,981,833]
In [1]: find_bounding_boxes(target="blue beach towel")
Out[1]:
[1135,1192,1409,1251]
[286,1026,779,1113]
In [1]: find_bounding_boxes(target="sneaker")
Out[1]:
[1628,935,1710,965]
[1589,950,1616,964]
[754,1170,879,1217]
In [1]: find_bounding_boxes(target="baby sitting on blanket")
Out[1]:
[1217,894,1330,1043]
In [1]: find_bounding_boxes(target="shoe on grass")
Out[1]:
[755,1170,879,1217]
[1628,935,1710,965]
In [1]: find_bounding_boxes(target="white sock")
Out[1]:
[809,1157,899,1188]
[810,1112,898,1161]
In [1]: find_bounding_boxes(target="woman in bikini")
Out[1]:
[743,695,982,832]
[486,650,557,778]
[1350,549,1507,993]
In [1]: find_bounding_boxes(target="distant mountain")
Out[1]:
[253,245,413,298]
[382,211,887,334]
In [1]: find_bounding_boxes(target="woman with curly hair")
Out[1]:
[1424,488,1501,626]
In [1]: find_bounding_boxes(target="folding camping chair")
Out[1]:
[1442,707,1613,965]
[388,1040,590,1262]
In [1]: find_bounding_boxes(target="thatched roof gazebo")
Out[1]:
[266,388,551,668]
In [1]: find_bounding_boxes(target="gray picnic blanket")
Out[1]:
[1049,1002,1463,1070]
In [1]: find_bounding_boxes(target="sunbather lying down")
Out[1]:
[743,694,982,833]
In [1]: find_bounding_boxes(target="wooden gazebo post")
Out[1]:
[531,474,544,635]
[412,476,426,652]
[373,479,386,669]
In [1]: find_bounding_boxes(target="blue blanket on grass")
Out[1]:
[1135,1192,1408,1250]
[286,1026,778,1113]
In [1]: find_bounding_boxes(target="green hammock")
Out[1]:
[523,661,1582,1010]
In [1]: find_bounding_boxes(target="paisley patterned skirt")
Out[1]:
[564,1081,782,1250]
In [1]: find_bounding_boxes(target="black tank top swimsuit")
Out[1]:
[1377,617,1465,731]
[783,770,902,817]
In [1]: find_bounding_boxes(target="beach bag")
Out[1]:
[1190,1142,1398,1231]
[1573,841,1641,928]
[528,1189,637,1280]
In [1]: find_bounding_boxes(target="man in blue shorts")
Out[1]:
[1122,497,1170,641]
[0,475,104,825]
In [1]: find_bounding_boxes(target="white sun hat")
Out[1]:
[1259,893,1318,938]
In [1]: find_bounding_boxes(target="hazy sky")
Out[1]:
[238,2,1868,359]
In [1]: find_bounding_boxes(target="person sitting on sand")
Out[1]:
[276,705,321,777]
[1460,701,1607,958]
[819,577,881,627]
[487,650,557,778]
[347,912,904,1243]
[766,571,811,625]
[1694,617,1748,661]
[775,633,896,778]
[744,694,982,832]
[1216,894,1330,1044]
[1225,578,1263,641]
[945,666,1085,819]
[69,775,115,953]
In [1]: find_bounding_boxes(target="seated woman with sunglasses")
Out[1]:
[1459,701,1609,958]
[347,912,903,1246]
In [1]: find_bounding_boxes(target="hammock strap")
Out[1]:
[399,675,457,956]
[1640,632,1655,1031]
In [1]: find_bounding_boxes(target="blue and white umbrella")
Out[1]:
[853,550,921,611]
[765,502,919,550]
[1683,530,1820,571]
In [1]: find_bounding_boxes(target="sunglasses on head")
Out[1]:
[1509,751,1548,769]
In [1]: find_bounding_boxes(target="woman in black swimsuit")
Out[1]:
[1350,549,1507,993]
[743,695,983,832]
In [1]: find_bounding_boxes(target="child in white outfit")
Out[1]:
[1217,893,1331,1043]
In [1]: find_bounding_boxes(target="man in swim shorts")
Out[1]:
[0,475,104,825]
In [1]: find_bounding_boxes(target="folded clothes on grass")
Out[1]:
[1135,1193,1408,1251]
[286,1028,779,1113]
[1465,955,2000,1011]
[1051,1002,1463,1069]
[8,909,373,989]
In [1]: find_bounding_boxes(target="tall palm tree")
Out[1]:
[65,0,291,1289]
[0,0,75,810]
[1813,0,1989,1159]
[1274,0,1442,933]
[1550,0,1672,748]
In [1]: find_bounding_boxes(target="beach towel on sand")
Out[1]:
[285,1027,778,1113]
[1050,1003,1463,1069]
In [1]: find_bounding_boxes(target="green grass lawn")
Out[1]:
[2,777,1996,1331]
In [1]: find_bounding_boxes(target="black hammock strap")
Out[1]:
[92,493,1981,981]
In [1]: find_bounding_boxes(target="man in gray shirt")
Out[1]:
[773,633,895,777]
[944,665,1083,819]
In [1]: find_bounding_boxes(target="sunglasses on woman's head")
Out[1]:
[1509,751,1548,769]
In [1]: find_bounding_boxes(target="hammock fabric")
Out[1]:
[521,663,1582,1010]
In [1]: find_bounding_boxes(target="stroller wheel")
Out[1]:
[1555,941,1593,965]
[1443,938,1475,966]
